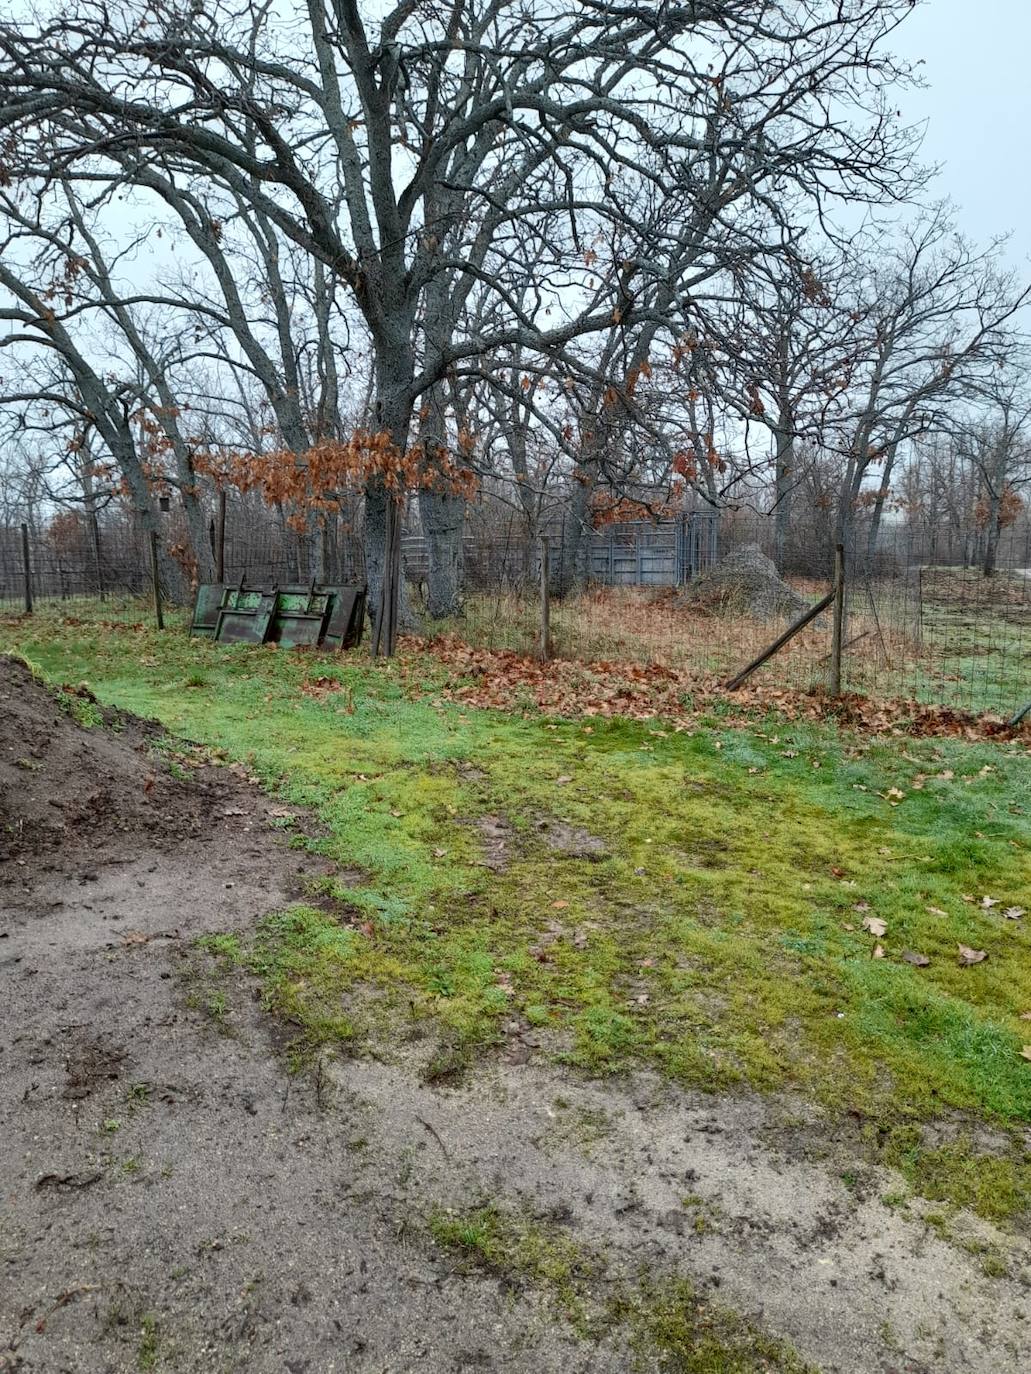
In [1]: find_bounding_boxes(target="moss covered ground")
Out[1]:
[428,1203,815,1373]
[4,601,1030,1225]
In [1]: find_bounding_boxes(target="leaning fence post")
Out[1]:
[21,522,33,614]
[829,542,845,696]
[149,528,165,630]
[538,534,551,662]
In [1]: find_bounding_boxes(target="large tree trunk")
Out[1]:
[365,346,417,649]
[772,419,793,571]
[418,486,464,618]
[416,382,465,618]
[113,435,183,598]
[865,446,899,565]
[555,466,596,597]
[181,487,215,583]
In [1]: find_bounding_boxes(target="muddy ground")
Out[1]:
[1,657,1029,1373]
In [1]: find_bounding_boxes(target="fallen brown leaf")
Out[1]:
[872,944,885,959]
[552,899,569,910]
[957,944,988,966]
[862,915,887,938]
[1021,1046,1031,1062]
[1003,907,1025,921]
[926,906,948,918]
[902,950,931,967]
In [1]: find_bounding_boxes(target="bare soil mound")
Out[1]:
[1,654,216,860]
[677,543,810,621]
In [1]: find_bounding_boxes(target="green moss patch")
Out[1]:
[428,1203,813,1373]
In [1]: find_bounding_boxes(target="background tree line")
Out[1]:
[0,1,1028,645]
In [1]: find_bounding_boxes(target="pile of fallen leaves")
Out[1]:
[403,635,1031,744]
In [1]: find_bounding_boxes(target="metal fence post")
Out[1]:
[21,522,33,614]
[149,528,165,630]
[538,535,551,662]
[829,542,845,696]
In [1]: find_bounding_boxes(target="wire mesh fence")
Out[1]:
[404,514,1030,717]
[2,501,1028,719]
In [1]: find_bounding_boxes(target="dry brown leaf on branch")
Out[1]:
[902,950,931,967]
[957,945,988,966]
[862,915,887,938]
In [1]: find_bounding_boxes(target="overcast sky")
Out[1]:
[894,0,1029,266]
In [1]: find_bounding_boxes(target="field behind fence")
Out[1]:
[1,507,1028,719]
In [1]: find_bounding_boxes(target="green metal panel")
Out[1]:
[215,590,276,644]
[191,583,366,651]
[190,582,226,636]
[322,585,366,649]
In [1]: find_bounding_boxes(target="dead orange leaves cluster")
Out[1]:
[409,635,1031,744]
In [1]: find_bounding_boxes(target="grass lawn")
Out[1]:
[4,600,1030,1225]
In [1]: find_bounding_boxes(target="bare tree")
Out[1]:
[826,211,1028,559]
[1,0,922,646]
[956,386,1031,577]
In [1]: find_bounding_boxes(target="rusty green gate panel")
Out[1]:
[190,583,366,650]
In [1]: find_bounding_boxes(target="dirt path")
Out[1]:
[1,792,621,1374]
[2,659,1029,1372]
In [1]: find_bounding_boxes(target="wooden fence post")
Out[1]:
[216,488,226,583]
[20,522,33,614]
[829,542,845,696]
[149,528,165,630]
[90,510,105,601]
[538,535,551,662]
